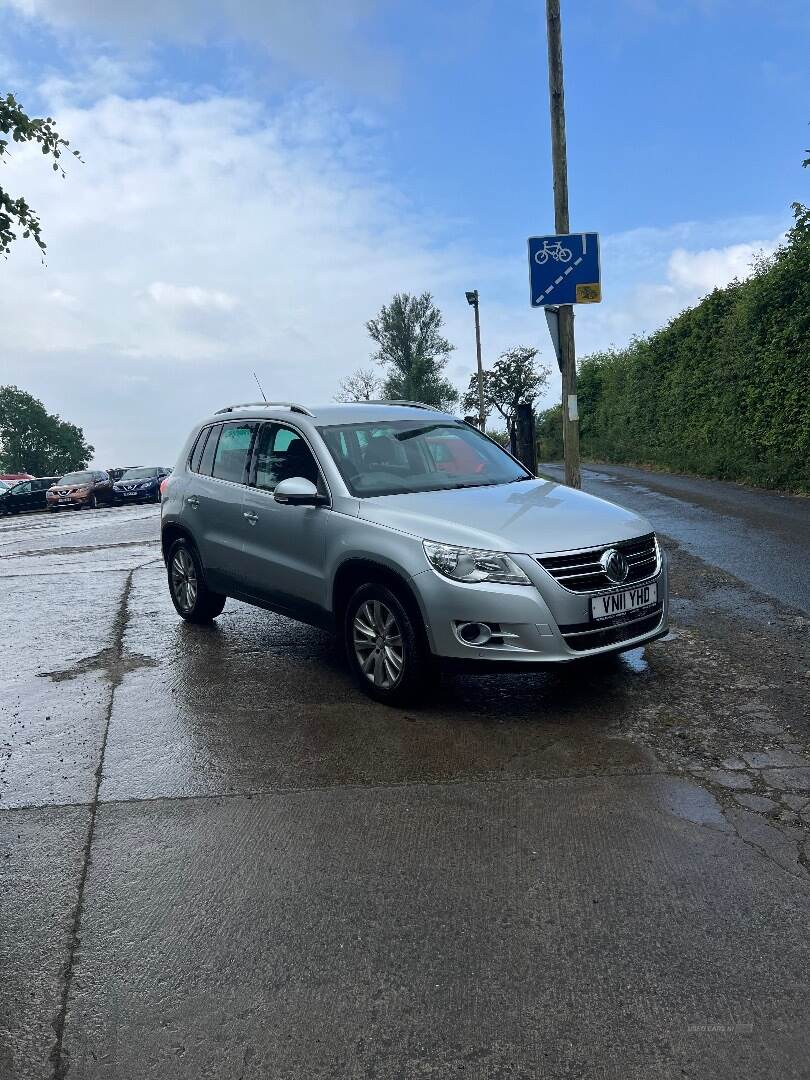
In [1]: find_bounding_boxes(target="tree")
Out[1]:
[1,92,82,258]
[366,292,458,410]
[535,404,564,462]
[573,199,810,491]
[0,386,93,475]
[462,346,550,447]
[335,367,382,402]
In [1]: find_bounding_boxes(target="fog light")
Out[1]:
[457,621,493,646]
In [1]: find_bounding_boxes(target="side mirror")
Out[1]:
[273,476,328,507]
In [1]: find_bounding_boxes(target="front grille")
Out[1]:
[537,533,659,593]
[559,604,664,652]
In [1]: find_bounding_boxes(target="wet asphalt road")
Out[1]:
[541,463,810,614]
[1,483,809,1080]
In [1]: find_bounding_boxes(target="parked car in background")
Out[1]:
[0,472,33,485]
[0,477,59,515]
[46,470,114,511]
[113,466,171,504]
[107,467,137,483]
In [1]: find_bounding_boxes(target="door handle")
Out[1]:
[243,511,258,526]
[186,495,199,509]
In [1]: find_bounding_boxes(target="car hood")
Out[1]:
[357,479,652,554]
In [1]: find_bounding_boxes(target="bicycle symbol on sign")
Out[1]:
[534,240,572,265]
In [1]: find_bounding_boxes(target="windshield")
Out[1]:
[121,467,159,480]
[59,472,94,486]
[317,420,529,498]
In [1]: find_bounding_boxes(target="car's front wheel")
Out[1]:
[167,538,226,623]
[344,582,434,704]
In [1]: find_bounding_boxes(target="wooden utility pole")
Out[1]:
[473,299,485,431]
[466,289,486,431]
[545,0,581,489]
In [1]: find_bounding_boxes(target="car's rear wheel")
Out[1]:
[167,537,226,623]
[344,582,434,705]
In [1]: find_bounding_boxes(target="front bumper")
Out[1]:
[114,486,158,501]
[46,492,93,508]
[412,551,669,665]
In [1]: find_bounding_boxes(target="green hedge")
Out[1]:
[538,203,810,492]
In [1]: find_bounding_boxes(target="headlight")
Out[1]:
[423,540,531,585]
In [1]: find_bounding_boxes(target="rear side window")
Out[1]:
[190,428,210,473]
[211,422,256,484]
[198,424,221,476]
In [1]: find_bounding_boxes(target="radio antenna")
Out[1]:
[252,371,268,403]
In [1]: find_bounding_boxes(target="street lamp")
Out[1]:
[465,289,485,432]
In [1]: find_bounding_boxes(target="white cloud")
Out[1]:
[666,240,775,292]
[0,0,395,91]
[147,282,240,312]
[0,87,474,464]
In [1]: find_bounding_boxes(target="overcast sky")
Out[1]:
[0,0,807,466]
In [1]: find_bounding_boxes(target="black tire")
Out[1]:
[89,494,98,509]
[343,582,435,705]
[167,537,226,623]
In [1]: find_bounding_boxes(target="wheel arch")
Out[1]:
[161,521,199,567]
[331,558,433,652]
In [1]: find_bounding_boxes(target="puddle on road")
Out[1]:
[38,646,157,683]
[619,647,649,674]
[656,775,731,831]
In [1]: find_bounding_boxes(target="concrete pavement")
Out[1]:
[1,491,809,1079]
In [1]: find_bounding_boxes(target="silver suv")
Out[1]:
[161,401,668,703]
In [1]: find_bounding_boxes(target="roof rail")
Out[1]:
[363,399,436,410]
[215,401,315,416]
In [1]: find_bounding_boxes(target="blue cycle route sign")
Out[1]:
[528,232,601,307]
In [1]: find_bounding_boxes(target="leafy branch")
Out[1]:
[0,92,82,258]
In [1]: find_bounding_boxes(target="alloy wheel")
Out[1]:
[353,599,404,689]
[171,547,198,613]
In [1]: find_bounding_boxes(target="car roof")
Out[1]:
[201,401,458,427]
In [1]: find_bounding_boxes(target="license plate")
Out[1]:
[59,498,71,504]
[591,582,657,620]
